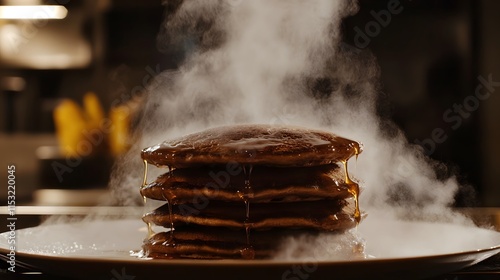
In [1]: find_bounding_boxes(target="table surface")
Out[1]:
[1,206,499,280]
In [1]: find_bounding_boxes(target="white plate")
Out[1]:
[1,215,500,280]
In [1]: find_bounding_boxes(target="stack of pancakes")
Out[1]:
[140,124,362,259]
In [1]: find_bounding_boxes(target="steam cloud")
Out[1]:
[108,0,474,258]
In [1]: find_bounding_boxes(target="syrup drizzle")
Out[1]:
[353,144,360,161]
[161,189,175,242]
[141,140,362,259]
[146,222,155,239]
[142,160,149,188]
[142,160,149,204]
[239,164,255,259]
[342,160,360,225]
[141,160,154,238]
[162,167,176,250]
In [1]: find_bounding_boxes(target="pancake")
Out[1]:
[143,199,355,231]
[143,227,315,259]
[141,124,362,168]
[141,164,353,203]
[139,124,364,259]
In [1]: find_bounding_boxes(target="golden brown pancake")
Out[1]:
[141,164,352,203]
[143,227,315,259]
[143,199,355,231]
[141,124,362,168]
[139,124,363,260]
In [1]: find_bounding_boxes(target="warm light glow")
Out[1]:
[0,5,67,20]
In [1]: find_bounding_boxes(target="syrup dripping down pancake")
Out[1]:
[141,164,354,203]
[143,199,356,231]
[139,124,364,259]
[141,124,362,168]
[143,227,318,259]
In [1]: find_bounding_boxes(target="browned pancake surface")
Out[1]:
[143,200,355,231]
[141,124,362,168]
[141,164,353,203]
[139,125,364,260]
[143,227,319,259]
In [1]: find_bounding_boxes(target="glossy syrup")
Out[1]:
[342,159,360,225]
[239,164,255,259]
[143,160,175,240]
[157,191,177,252]
[141,160,154,237]
[142,159,148,205]
[162,167,176,249]
[160,188,175,242]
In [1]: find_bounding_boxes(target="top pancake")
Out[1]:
[142,124,362,168]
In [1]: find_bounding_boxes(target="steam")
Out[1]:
[107,0,476,258]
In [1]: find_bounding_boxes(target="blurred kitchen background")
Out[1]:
[0,0,499,208]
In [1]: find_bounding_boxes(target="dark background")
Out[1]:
[0,0,499,206]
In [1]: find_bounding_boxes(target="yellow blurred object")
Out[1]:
[109,105,131,156]
[53,92,133,158]
[53,99,88,157]
[83,92,105,130]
